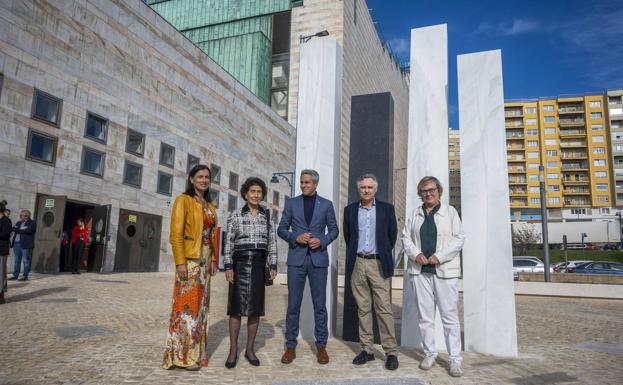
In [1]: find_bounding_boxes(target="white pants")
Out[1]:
[412,273,462,362]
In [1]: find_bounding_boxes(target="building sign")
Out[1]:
[45,199,55,208]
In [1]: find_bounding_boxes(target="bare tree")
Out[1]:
[512,225,541,255]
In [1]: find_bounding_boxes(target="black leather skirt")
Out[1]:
[227,249,266,317]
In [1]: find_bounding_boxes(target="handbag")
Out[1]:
[264,210,274,286]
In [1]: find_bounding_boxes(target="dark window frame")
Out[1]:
[84,111,108,144]
[227,193,237,212]
[229,171,239,191]
[80,146,106,178]
[157,171,173,196]
[125,129,145,157]
[187,154,200,173]
[210,163,221,185]
[31,88,62,127]
[123,160,143,189]
[210,190,220,207]
[0,73,4,100]
[159,142,175,168]
[25,128,58,166]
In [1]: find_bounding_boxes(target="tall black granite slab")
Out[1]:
[343,92,395,344]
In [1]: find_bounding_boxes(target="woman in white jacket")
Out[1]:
[402,176,465,377]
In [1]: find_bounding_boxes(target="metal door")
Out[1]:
[32,195,66,273]
[88,204,111,272]
[114,209,162,272]
[139,213,162,272]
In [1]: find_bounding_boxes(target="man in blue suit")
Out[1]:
[278,169,339,365]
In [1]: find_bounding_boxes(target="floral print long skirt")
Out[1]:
[162,251,211,369]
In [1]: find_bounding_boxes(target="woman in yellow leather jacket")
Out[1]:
[163,164,218,371]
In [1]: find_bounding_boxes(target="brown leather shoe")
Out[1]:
[317,347,329,364]
[281,348,296,364]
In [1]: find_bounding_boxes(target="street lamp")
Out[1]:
[538,166,550,282]
[271,172,295,199]
[300,30,329,44]
[617,211,623,247]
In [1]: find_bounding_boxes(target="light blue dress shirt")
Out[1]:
[357,199,377,254]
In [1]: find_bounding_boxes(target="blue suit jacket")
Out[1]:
[277,194,339,267]
[343,200,397,279]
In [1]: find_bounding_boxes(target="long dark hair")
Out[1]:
[184,164,212,202]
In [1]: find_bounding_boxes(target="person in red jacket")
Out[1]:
[70,218,89,274]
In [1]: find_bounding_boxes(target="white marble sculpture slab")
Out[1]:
[295,37,342,340]
[457,50,518,357]
[402,24,449,351]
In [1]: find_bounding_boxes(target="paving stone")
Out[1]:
[0,272,621,385]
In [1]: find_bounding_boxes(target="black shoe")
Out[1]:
[225,358,237,369]
[352,351,375,365]
[244,352,260,366]
[18,277,28,281]
[8,276,17,281]
[385,354,399,370]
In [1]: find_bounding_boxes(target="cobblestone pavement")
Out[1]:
[1,273,622,385]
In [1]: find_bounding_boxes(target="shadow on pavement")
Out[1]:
[510,372,577,384]
[6,286,70,303]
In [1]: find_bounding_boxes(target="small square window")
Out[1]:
[187,154,200,173]
[157,171,173,196]
[123,160,142,188]
[81,147,105,177]
[227,193,237,212]
[229,172,239,191]
[211,164,221,184]
[26,129,57,165]
[85,112,108,143]
[159,142,175,168]
[31,89,62,126]
[273,191,280,206]
[209,190,220,207]
[126,129,145,157]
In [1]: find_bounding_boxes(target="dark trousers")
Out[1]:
[285,253,328,349]
[72,242,85,272]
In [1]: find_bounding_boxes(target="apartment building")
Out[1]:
[607,90,623,206]
[448,128,461,214]
[504,93,616,223]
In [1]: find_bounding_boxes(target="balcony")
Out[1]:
[508,167,526,173]
[509,179,527,184]
[563,188,591,195]
[507,146,526,151]
[505,133,525,140]
[561,163,589,171]
[505,110,523,118]
[510,199,528,207]
[560,151,587,159]
[563,178,589,185]
[559,118,585,126]
[564,199,591,206]
[558,106,584,114]
[560,141,587,148]
[559,129,586,137]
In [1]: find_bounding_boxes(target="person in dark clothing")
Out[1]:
[9,210,36,281]
[0,200,12,304]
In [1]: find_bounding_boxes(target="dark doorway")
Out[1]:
[61,200,96,272]
[114,209,162,272]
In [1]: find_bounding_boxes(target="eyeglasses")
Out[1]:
[419,187,438,196]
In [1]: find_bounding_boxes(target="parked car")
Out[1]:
[602,243,620,251]
[584,243,599,251]
[552,262,568,273]
[513,257,545,280]
[573,262,623,275]
[564,260,592,273]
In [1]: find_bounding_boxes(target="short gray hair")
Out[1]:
[300,169,319,183]
[20,209,31,217]
[356,173,378,188]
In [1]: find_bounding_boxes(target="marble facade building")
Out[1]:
[0,0,294,272]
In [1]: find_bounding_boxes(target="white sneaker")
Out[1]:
[449,360,463,377]
[419,355,436,370]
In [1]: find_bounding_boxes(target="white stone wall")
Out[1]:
[0,0,295,272]
[290,0,409,272]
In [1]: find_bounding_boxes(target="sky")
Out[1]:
[366,0,623,129]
